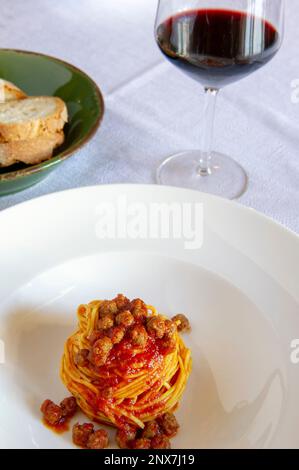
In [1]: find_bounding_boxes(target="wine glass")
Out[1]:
[155,0,284,199]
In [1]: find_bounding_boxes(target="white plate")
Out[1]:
[0,185,298,449]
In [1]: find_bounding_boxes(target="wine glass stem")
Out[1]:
[198,87,219,176]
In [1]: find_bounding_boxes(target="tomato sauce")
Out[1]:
[42,418,69,434]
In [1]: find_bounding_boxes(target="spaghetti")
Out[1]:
[61,295,191,429]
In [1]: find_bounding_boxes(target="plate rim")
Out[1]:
[0,183,298,243]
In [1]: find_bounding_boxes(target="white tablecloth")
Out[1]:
[0,0,298,233]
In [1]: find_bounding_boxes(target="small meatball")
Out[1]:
[116,426,137,449]
[146,315,166,339]
[102,387,114,400]
[93,336,113,354]
[40,399,51,415]
[130,438,151,449]
[114,294,130,310]
[88,330,103,346]
[130,298,148,319]
[72,422,94,448]
[98,300,118,317]
[151,435,171,449]
[98,314,114,330]
[40,399,63,426]
[159,320,177,354]
[142,420,160,439]
[115,310,134,328]
[60,397,77,418]
[75,348,90,367]
[160,336,176,354]
[92,337,113,367]
[87,429,109,449]
[164,319,177,337]
[172,314,191,332]
[108,326,125,344]
[129,325,148,348]
[157,413,179,437]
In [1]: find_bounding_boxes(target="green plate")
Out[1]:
[0,49,104,196]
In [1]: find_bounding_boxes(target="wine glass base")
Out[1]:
[156,151,247,199]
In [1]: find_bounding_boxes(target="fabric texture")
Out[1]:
[0,0,298,233]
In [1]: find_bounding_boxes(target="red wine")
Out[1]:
[156,9,279,88]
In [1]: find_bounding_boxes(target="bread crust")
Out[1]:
[0,79,27,103]
[0,96,68,142]
[0,132,65,166]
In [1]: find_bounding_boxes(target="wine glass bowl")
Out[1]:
[155,0,284,198]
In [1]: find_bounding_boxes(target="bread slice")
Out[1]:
[0,132,64,167]
[0,79,27,103]
[0,96,68,142]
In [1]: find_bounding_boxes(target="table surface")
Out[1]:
[0,0,298,233]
